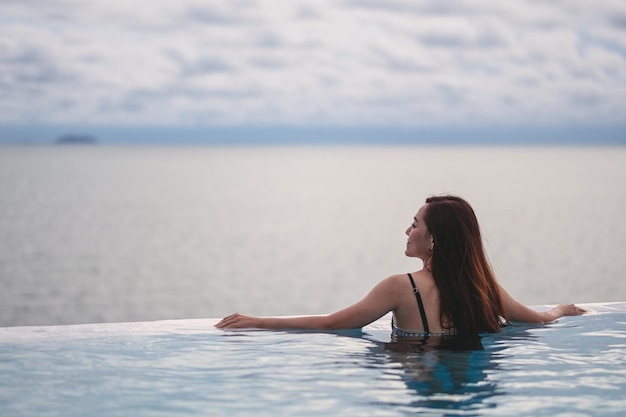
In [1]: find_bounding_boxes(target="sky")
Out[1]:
[1,0,625,143]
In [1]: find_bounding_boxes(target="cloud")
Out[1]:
[0,0,624,127]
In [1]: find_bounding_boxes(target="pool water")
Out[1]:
[1,302,625,416]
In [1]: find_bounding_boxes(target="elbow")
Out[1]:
[320,316,351,331]
[321,318,341,331]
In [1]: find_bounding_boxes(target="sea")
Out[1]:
[1,144,625,327]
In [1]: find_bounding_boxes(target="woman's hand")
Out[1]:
[215,313,261,329]
[552,304,587,317]
[541,304,586,322]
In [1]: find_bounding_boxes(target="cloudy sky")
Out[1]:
[1,0,625,138]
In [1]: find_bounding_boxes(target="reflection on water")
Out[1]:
[382,335,497,413]
[356,327,540,414]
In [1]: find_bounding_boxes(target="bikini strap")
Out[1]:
[407,273,430,334]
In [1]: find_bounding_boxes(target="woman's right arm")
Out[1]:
[498,285,585,323]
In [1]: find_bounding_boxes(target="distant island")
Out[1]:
[55,134,97,145]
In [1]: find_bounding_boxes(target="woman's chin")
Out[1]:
[405,249,422,259]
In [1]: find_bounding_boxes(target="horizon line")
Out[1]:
[1,124,625,145]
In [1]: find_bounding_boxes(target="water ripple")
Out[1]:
[1,306,626,416]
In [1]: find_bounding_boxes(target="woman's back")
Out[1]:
[391,270,450,335]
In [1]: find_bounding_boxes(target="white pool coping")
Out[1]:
[1,301,623,343]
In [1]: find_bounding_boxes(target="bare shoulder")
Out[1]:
[372,274,410,295]
[375,272,436,297]
[382,273,410,287]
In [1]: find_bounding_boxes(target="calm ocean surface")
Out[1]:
[1,145,625,327]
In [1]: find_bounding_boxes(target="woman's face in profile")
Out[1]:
[405,204,433,259]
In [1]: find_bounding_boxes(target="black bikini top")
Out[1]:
[407,273,430,334]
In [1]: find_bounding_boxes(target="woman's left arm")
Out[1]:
[499,284,586,323]
[215,275,403,330]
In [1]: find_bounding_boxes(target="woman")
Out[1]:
[216,195,585,335]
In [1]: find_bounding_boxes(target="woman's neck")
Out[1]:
[421,255,432,271]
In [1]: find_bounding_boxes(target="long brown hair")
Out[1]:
[423,195,507,336]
